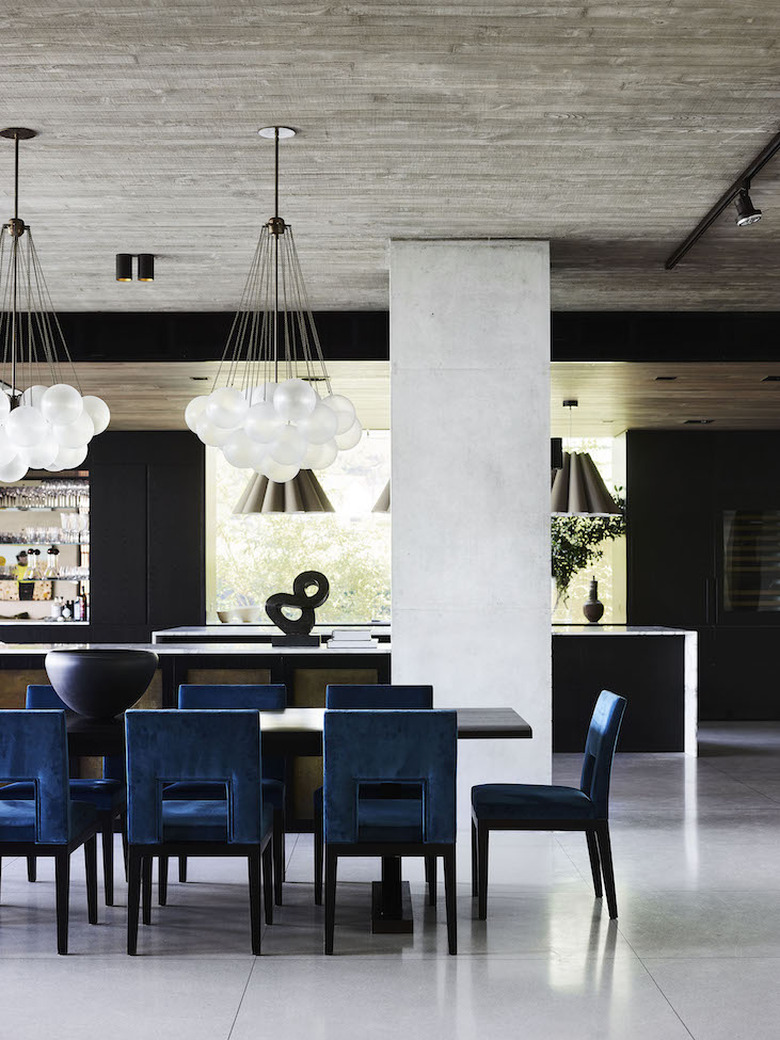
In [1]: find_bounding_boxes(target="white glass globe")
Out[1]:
[322,393,357,434]
[6,405,50,448]
[298,401,339,444]
[273,378,317,421]
[0,428,18,466]
[0,454,28,482]
[47,444,88,471]
[260,457,300,482]
[303,438,339,470]
[244,383,276,406]
[81,395,111,435]
[40,383,83,426]
[54,411,94,448]
[0,392,10,422]
[20,433,59,469]
[206,387,249,430]
[184,395,209,432]
[244,401,283,443]
[222,429,260,470]
[21,384,47,409]
[269,424,306,466]
[334,418,363,451]
[195,416,233,447]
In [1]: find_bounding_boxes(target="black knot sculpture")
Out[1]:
[265,570,330,646]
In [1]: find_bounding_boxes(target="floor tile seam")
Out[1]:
[616,932,697,1039]
[696,760,780,794]
[226,957,259,1040]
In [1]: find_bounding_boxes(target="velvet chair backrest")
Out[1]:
[323,710,457,845]
[579,690,627,818]
[125,710,263,845]
[177,684,286,710]
[26,684,125,781]
[325,684,433,709]
[0,710,70,842]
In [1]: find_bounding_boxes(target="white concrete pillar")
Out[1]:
[390,240,551,822]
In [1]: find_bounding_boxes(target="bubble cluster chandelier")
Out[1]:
[185,126,361,481]
[0,128,110,482]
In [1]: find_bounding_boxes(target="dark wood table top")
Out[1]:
[66,706,532,758]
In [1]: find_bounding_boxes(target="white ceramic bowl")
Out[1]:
[217,606,263,623]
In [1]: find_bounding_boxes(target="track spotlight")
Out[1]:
[115,253,155,281]
[735,186,762,227]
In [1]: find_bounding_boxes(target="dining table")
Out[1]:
[65,704,533,933]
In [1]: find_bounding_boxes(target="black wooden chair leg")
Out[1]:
[121,821,129,880]
[85,834,99,925]
[443,848,457,955]
[470,819,478,897]
[262,841,274,926]
[314,800,323,905]
[477,823,489,920]
[55,850,70,955]
[324,848,337,954]
[178,856,188,882]
[425,855,437,905]
[127,849,142,955]
[586,829,603,899]
[101,817,114,905]
[248,850,262,955]
[596,823,618,918]
[26,855,37,882]
[142,854,153,925]
[158,855,169,905]
[272,809,284,905]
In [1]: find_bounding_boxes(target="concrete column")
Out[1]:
[390,240,551,820]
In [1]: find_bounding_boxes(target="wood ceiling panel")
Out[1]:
[0,1,775,312]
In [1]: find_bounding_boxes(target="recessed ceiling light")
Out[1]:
[762,375,780,382]
[190,376,209,381]
[257,126,297,139]
[654,375,677,381]
[683,418,714,425]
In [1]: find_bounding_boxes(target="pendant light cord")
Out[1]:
[273,126,279,384]
[10,132,19,399]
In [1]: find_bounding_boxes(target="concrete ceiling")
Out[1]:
[1,1,778,315]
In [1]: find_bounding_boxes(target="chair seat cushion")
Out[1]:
[0,798,99,842]
[161,800,274,843]
[357,798,423,842]
[471,784,597,821]
[2,778,125,813]
[163,778,284,809]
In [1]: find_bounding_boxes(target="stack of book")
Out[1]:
[326,627,379,649]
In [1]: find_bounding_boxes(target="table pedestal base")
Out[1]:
[372,881,413,933]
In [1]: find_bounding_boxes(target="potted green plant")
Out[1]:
[551,509,626,610]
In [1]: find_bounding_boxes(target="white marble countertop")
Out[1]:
[552,625,695,636]
[0,642,391,655]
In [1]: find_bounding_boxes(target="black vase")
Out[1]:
[45,648,158,719]
[582,578,604,624]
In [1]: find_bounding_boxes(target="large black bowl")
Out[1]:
[45,648,159,719]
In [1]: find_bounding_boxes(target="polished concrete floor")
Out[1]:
[1,722,779,1039]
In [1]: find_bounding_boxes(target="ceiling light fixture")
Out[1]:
[551,400,621,515]
[184,126,362,482]
[115,253,155,281]
[665,128,779,269]
[233,469,335,513]
[734,185,762,227]
[0,128,110,482]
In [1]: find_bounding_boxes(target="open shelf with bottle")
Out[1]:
[0,476,89,622]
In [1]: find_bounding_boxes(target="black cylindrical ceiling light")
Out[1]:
[735,186,762,227]
[115,253,132,281]
[137,253,155,281]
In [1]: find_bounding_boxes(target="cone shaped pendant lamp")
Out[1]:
[234,468,335,513]
[551,452,621,515]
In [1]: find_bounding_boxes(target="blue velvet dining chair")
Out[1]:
[4,684,126,906]
[0,710,100,954]
[161,684,286,905]
[125,709,274,955]
[471,689,627,920]
[313,684,434,905]
[323,708,458,955]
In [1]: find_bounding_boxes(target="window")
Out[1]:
[207,432,391,623]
